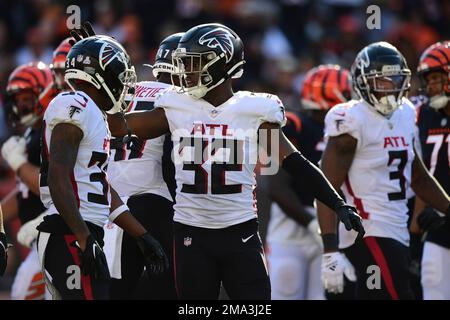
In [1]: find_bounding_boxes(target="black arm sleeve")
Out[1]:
[282,151,345,210]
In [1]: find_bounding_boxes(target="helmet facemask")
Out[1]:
[172,47,244,99]
[172,48,223,99]
[357,67,411,116]
[105,66,137,114]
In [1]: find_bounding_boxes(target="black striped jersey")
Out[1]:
[412,95,450,248]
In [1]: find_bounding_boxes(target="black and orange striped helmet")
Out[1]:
[417,41,450,109]
[50,38,72,90]
[6,61,54,127]
[301,64,352,111]
[51,38,72,70]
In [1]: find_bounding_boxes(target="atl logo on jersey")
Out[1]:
[383,136,409,148]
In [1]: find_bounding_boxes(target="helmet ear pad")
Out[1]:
[201,53,227,86]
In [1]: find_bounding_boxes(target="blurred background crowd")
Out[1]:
[0,0,449,296]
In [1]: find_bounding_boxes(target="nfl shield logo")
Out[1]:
[184,237,192,246]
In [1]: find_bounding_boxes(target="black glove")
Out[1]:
[72,235,110,280]
[335,204,365,239]
[0,232,8,276]
[69,21,96,46]
[136,231,169,276]
[417,207,446,232]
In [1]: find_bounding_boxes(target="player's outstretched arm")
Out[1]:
[411,148,450,219]
[258,122,364,237]
[47,123,91,249]
[107,108,170,140]
[109,187,169,275]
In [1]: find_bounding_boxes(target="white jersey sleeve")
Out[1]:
[255,93,286,127]
[45,92,91,137]
[325,101,362,142]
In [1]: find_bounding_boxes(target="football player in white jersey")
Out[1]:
[106,32,183,300]
[318,42,450,300]
[36,33,168,300]
[106,23,364,300]
[266,65,353,300]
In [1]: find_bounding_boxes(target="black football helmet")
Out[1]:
[351,41,411,116]
[64,35,136,113]
[172,23,245,99]
[150,32,185,78]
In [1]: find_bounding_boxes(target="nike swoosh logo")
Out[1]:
[242,234,255,243]
[74,98,88,108]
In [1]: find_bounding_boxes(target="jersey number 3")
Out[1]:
[387,150,408,201]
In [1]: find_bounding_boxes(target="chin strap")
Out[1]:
[119,110,132,144]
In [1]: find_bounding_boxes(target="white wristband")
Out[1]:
[109,204,129,222]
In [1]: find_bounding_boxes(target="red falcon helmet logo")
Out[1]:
[198,28,235,63]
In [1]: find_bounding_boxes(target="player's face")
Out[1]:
[181,56,202,88]
[14,89,36,117]
[424,71,447,97]
[370,75,407,100]
[53,68,69,91]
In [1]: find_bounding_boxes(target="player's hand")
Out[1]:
[136,231,169,276]
[0,232,9,276]
[306,218,323,248]
[17,213,45,248]
[1,136,27,172]
[417,207,446,232]
[69,21,96,45]
[73,235,110,280]
[321,251,356,294]
[335,204,365,239]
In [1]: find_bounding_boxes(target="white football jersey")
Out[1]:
[324,99,416,248]
[40,91,111,227]
[155,89,286,229]
[108,81,172,201]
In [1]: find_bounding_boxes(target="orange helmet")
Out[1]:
[417,41,450,109]
[6,61,54,127]
[301,64,352,111]
[51,38,72,69]
[50,38,72,90]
